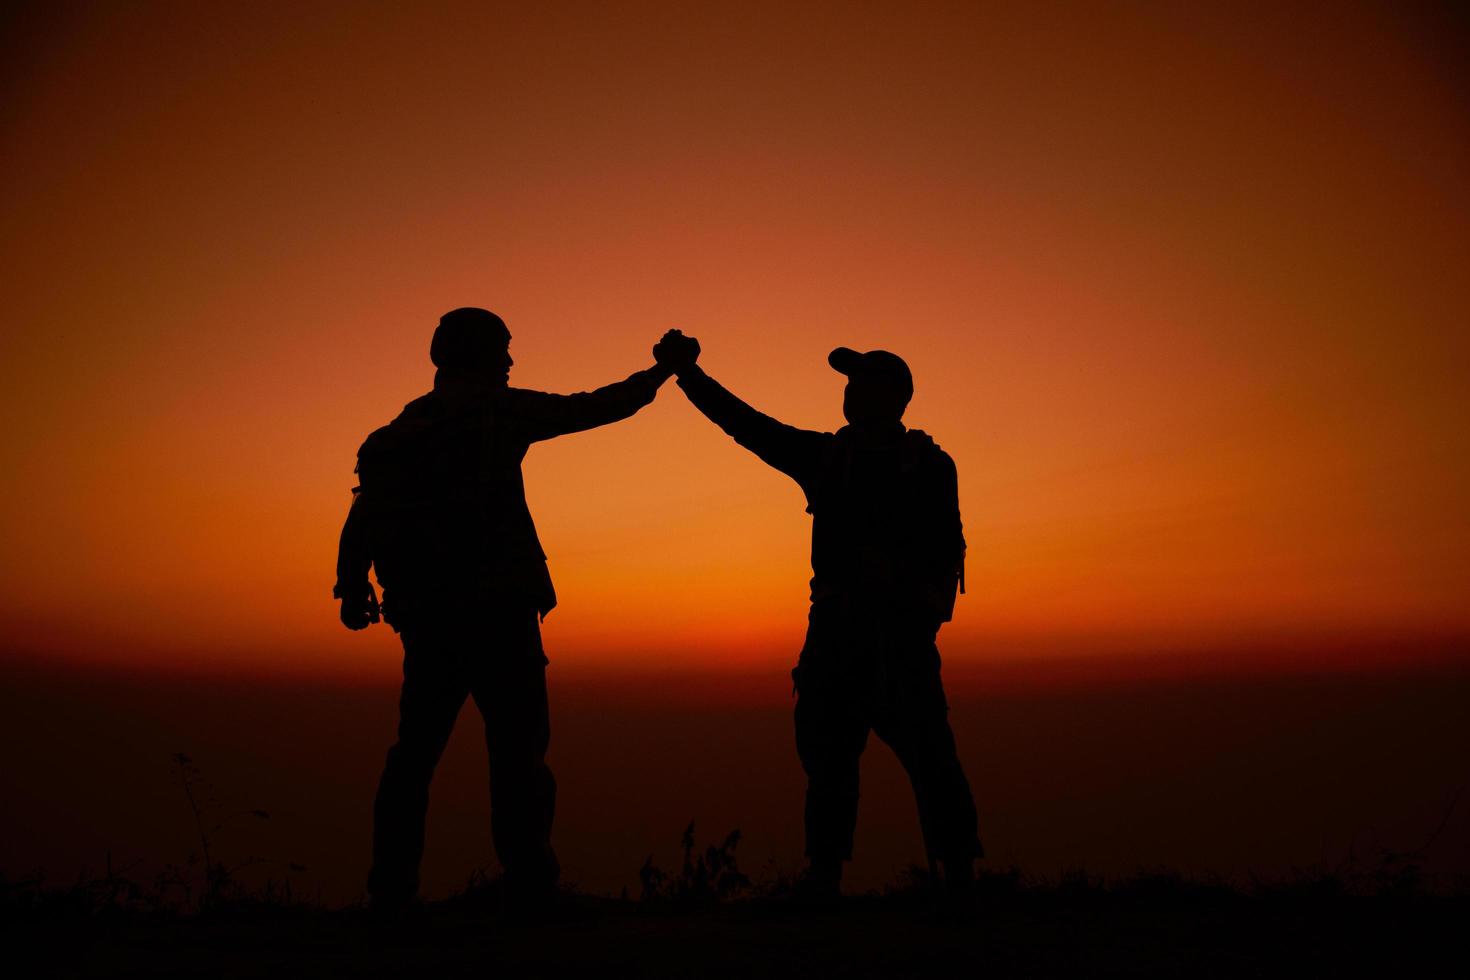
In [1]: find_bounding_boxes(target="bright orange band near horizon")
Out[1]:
[1,1,1467,680]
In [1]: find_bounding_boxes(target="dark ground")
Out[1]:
[5,870,1467,979]
[5,657,1469,904]
[5,654,1468,975]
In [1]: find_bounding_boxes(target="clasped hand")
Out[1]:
[653,329,700,372]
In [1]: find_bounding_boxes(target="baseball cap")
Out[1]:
[828,347,914,404]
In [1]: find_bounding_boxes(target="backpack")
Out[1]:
[352,404,459,593]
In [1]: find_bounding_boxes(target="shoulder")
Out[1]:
[497,386,559,417]
[826,425,856,446]
[502,386,548,403]
[905,428,957,476]
[392,392,443,428]
[358,392,439,458]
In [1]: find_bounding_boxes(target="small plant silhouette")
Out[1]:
[638,821,751,905]
[1292,785,1469,898]
[170,752,305,909]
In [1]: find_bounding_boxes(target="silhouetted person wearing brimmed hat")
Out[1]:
[654,329,980,900]
[335,308,676,910]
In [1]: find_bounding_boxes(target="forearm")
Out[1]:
[524,363,671,439]
[673,363,832,488]
[674,364,763,441]
[333,495,373,598]
[586,363,671,420]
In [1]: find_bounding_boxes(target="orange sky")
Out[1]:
[2,1,1467,678]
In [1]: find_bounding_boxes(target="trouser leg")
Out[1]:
[470,608,559,890]
[873,671,981,866]
[795,684,871,862]
[368,633,468,901]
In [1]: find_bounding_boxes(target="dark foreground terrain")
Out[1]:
[5,655,1467,975]
[6,870,1465,979]
[6,657,1470,904]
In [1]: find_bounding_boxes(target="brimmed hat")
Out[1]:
[828,347,914,403]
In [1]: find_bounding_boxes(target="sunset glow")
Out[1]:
[3,1,1466,681]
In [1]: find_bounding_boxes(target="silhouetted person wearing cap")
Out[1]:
[335,308,677,910]
[653,329,980,900]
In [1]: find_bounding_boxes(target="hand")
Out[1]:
[653,329,700,372]
[339,584,380,630]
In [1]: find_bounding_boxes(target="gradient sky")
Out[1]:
[2,1,1467,678]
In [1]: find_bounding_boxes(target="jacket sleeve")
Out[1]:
[512,366,669,442]
[675,365,830,493]
[915,448,966,622]
[333,488,373,599]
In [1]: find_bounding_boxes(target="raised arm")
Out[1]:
[655,330,830,492]
[512,362,675,442]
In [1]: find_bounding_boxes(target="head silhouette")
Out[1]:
[431,308,513,385]
[829,347,913,425]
